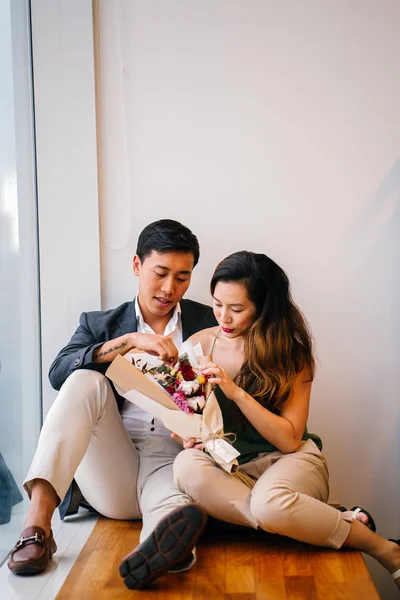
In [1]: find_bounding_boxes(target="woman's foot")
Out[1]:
[377,539,400,589]
[342,519,400,588]
[338,506,376,531]
[7,527,57,575]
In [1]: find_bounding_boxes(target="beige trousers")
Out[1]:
[174,439,351,549]
[24,370,192,540]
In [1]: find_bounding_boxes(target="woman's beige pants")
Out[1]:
[24,370,192,541]
[174,440,351,549]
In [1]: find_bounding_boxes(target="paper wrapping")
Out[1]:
[105,350,238,471]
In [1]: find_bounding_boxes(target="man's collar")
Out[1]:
[134,296,181,329]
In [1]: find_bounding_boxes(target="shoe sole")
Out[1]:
[8,565,47,576]
[119,504,207,590]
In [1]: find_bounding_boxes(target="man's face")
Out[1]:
[133,250,194,319]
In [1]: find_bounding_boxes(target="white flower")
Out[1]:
[178,380,200,395]
[152,373,167,382]
[187,396,206,411]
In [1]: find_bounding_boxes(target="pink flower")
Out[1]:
[172,391,194,413]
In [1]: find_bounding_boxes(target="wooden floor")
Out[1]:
[56,516,380,600]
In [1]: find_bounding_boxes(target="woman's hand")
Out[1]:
[170,433,203,450]
[199,362,242,403]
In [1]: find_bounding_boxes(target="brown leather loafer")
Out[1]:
[7,526,57,575]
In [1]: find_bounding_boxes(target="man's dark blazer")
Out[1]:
[51,298,217,519]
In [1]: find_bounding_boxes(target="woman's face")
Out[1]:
[212,281,257,339]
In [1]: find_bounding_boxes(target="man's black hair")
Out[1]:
[136,219,200,266]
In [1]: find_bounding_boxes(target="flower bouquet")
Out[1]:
[132,353,212,415]
[105,341,240,472]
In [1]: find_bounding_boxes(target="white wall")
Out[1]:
[94,2,400,597]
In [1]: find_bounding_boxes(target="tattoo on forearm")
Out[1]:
[94,341,128,360]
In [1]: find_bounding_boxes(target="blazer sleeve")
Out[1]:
[48,312,105,391]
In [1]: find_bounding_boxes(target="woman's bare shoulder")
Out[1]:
[188,326,219,355]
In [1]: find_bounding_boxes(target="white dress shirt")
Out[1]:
[120,297,183,439]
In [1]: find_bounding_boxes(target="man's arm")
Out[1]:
[92,333,179,364]
[49,313,179,391]
[48,312,110,391]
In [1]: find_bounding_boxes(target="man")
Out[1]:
[8,219,216,588]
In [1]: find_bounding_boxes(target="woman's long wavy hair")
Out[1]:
[210,251,315,413]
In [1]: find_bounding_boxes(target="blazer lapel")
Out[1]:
[115,300,138,336]
[181,300,201,340]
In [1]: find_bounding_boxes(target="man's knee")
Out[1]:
[55,369,111,410]
[63,368,105,386]
[173,449,209,493]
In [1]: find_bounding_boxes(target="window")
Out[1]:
[0,0,41,565]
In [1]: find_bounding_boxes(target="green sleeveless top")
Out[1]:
[210,331,322,465]
[215,386,322,465]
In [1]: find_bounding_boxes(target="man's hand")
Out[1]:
[130,332,179,365]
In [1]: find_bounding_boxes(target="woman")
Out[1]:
[173,250,400,587]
